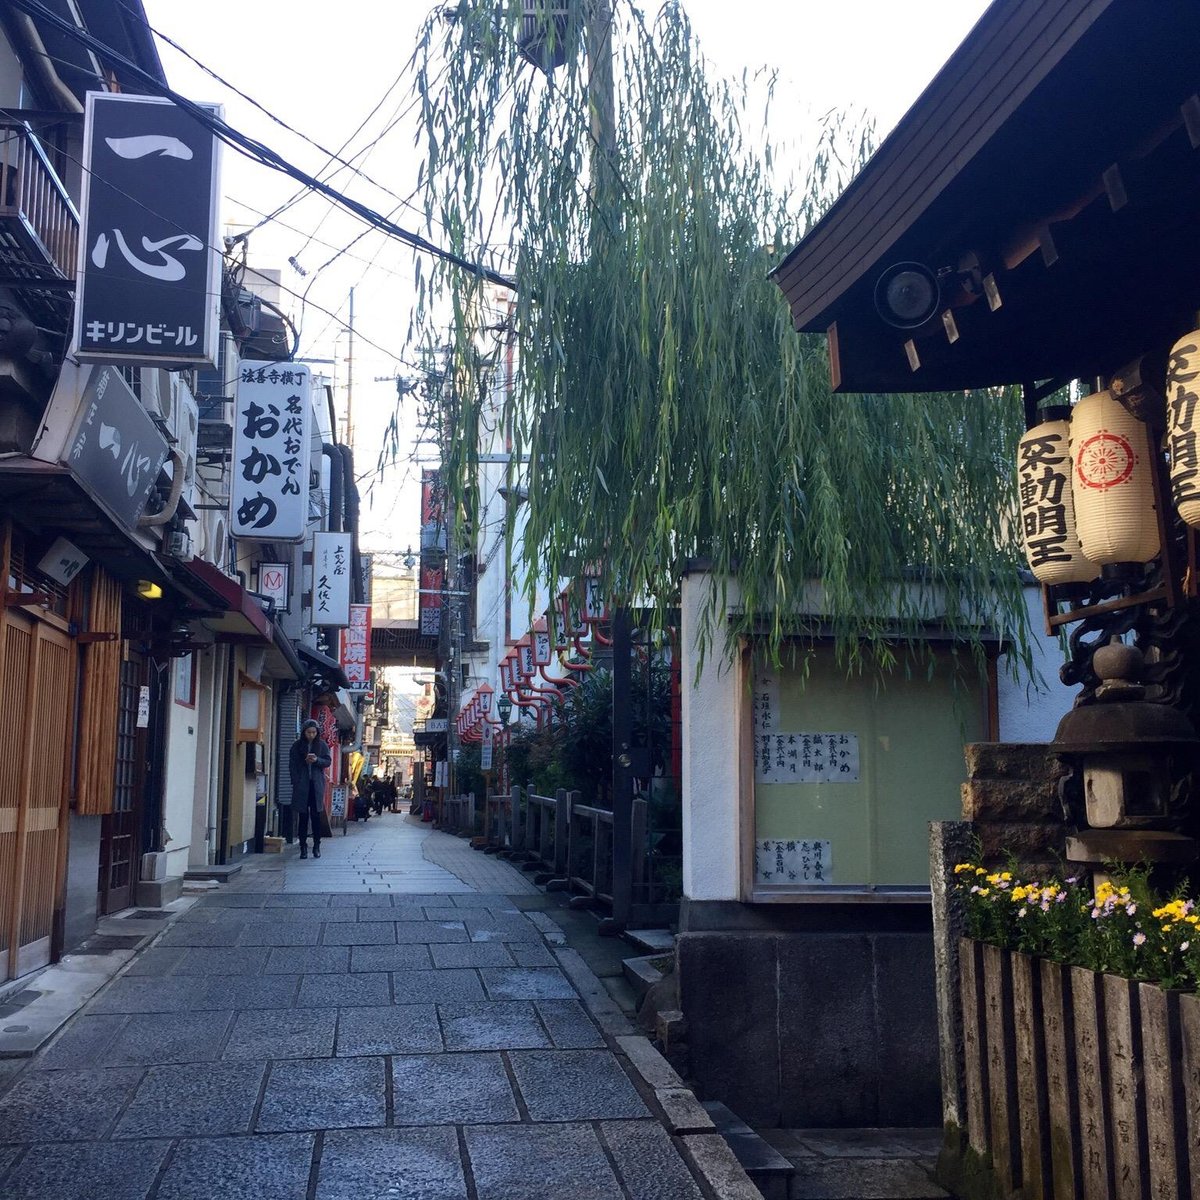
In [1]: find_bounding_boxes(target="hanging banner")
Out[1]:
[313,532,352,626]
[481,721,494,771]
[340,602,372,689]
[230,361,311,541]
[73,93,222,367]
[258,562,290,612]
[419,469,445,637]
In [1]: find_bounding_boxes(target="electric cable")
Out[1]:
[8,0,515,289]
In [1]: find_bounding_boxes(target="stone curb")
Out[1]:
[551,944,756,1200]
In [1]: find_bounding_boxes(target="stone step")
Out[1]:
[702,1101,794,1200]
[183,863,243,882]
[626,928,675,955]
[622,953,667,999]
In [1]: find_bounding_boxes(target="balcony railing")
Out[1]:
[0,121,80,290]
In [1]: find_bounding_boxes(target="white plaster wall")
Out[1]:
[680,572,744,901]
[996,585,1075,743]
[162,657,200,879]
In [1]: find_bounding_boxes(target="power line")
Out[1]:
[8,0,515,290]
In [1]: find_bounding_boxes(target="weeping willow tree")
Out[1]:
[400,0,1032,674]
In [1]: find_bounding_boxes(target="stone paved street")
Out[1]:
[0,817,714,1199]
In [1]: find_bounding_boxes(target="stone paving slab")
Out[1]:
[335,1004,443,1057]
[391,1052,520,1125]
[102,1010,233,1067]
[0,1067,142,1142]
[0,812,740,1200]
[507,1048,651,1122]
[316,1127,467,1200]
[438,1001,551,1051]
[0,1139,170,1200]
[257,1056,386,1132]
[114,1061,265,1139]
[465,1123,625,1200]
[222,1009,337,1061]
[157,1132,315,1200]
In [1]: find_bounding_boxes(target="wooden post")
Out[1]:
[1041,958,1082,1200]
[960,939,990,1159]
[554,787,569,877]
[1139,982,1187,1200]
[509,785,522,853]
[631,796,647,895]
[1072,966,1114,1200]
[1103,974,1148,1200]
[1012,951,1050,1200]
[982,943,1021,1194]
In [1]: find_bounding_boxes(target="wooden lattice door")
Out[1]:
[98,654,146,915]
[0,612,73,982]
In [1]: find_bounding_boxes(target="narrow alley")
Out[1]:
[0,816,725,1200]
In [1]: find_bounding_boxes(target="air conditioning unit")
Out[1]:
[174,386,199,513]
[140,368,175,428]
[166,530,193,561]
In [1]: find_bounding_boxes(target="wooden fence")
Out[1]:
[956,938,1200,1200]
[439,786,668,927]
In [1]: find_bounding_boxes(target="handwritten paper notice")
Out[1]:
[755,732,859,784]
[755,839,832,886]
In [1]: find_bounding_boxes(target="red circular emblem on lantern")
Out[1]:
[1075,430,1136,490]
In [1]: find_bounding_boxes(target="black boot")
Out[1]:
[299,845,308,859]
[312,844,321,859]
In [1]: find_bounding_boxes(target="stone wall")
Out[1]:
[676,922,940,1128]
[960,741,1067,872]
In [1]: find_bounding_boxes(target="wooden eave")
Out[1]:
[770,0,1200,395]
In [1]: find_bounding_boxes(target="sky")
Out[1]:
[140,0,992,555]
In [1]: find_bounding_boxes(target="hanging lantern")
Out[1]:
[1166,330,1200,527]
[533,619,553,667]
[1069,390,1160,566]
[1017,415,1099,584]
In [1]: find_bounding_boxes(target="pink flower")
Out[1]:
[1133,932,1147,947]
[1182,941,1191,951]
[1040,901,1050,912]
[1127,903,1137,916]
[1018,907,1027,918]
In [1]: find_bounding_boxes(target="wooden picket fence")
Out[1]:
[957,938,1200,1200]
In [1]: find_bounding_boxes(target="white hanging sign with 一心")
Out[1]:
[755,732,859,784]
[312,532,352,627]
[231,362,312,541]
[755,839,832,886]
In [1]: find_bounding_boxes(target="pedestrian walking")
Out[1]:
[288,719,331,859]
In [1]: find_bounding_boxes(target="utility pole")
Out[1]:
[345,286,356,450]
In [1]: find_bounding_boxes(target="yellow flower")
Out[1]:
[953,864,973,875]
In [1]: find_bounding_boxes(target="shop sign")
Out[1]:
[312,532,352,626]
[37,537,88,586]
[74,93,222,367]
[340,603,372,689]
[258,562,290,612]
[231,361,312,541]
[481,721,494,771]
[66,365,169,529]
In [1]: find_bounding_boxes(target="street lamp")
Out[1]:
[497,693,513,722]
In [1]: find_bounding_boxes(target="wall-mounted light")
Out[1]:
[873,262,941,330]
[136,580,164,600]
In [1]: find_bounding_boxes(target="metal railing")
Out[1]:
[0,122,79,279]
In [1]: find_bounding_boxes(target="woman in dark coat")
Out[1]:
[288,719,331,859]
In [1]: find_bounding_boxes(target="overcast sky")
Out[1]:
[140,0,991,552]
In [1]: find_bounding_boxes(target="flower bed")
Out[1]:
[948,865,1200,1200]
[954,864,1200,990]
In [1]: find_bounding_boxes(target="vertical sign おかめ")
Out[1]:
[313,532,352,627]
[74,93,222,366]
[340,603,372,689]
[418,469,445,636]
[231,362,312,541]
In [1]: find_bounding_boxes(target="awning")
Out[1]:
[0,458,167,585]
[296,641,351,690]
[332,688,357,731]
[264,624,304,682]
[179,558,271,641]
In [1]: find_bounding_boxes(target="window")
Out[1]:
[748,645,987,896]
[236,674,267,743]
[174,653,196,707]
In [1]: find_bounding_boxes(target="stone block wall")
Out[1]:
[960,742,1067,872]
[676,928,940,1128]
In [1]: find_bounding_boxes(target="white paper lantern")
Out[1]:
[1166,330,1200,527]
[1017,419,1099,584]
[1069,390,1160,565]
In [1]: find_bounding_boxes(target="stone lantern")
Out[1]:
[1053,641,1198,877]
